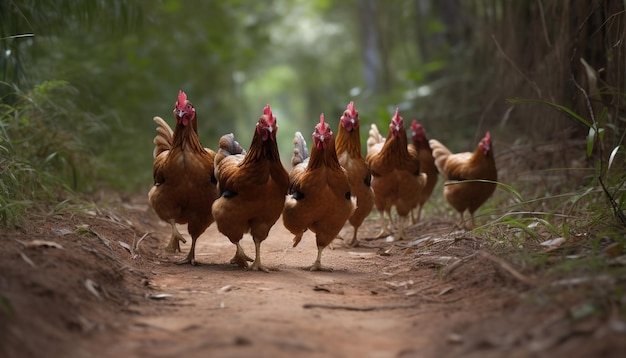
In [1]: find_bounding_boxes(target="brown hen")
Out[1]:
[366,108,427,239]
[429,131,497,228]
[148,91,217,265]
[335,101,374,246]
[211,105,289,272]
[408,120,438,224]
[283,114,354,271]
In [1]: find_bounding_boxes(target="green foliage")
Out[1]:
[0,81,101,226]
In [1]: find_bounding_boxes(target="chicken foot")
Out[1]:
[395,216,407,240]
[306,246,332,272]
[374,210,392,238]
[457,211,475,230]
[176,236,199,266]
[230,242,252,268]
[165,221,187,253]
[249,237,270,273]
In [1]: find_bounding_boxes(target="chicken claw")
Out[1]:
[305,247,333,272]
[164,222,187,253]
[230,242,252,268]
[175,253,196,266]
[250,260,270,273]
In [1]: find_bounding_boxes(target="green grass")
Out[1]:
[0,81,105,227]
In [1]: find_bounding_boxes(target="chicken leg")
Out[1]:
[411,204,424,225]
[165,221,187,253]
[395,216,406,240]
[249,236,269,273]
[457,211,475,230]
[375,210,392,238]
[343,224,360,247]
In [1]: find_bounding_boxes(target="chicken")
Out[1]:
[366,108,427,239]
[211,105,289,273]
[148,90,218,265]
[408,120,438,224]
[282,114,355,271]
[429,131,497,228]
[335,101,374,246]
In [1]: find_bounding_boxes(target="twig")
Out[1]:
[492,35,542,98]
[134,232,151,252]
[19,251,36,268]
[442,252,478,277]
[568,1,603,133]
[88,228,112,251]
[303,303,420,312]
[536,0,552,47]
[598,176,626,227]
[479,251,537,286]
[303,294,463,311]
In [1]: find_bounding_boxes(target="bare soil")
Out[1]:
[1,195,624,358]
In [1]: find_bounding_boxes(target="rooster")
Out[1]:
[283,114,354,271]
[212,105,289,272]
[429,131,497,228]
[366,108,427,239]
[148,91,218,265]
[408,120,438,224]
[335,101,374,246]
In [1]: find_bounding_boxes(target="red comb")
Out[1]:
[411,120,419,131]
[485,131,491,142]
[346,101,357,117]
[177,90,187,110]
[392,108,403,125]
[263,104,276,125]
[317,113,329,135]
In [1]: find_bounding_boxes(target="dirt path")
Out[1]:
[2,199,624,358]
[104,220,451,358]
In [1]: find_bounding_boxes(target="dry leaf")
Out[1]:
[84,279,101,300]
[145,293,173,300]
[406,236,432,247]
[51,228,73,236]
[217,285,237,293]
[604,243,623,258]
[119,241,132,253]
[540,237,566,251]
[385,280,414,289]
[348,252,376,259]
[437,286,454,296]
[26,240,64,249]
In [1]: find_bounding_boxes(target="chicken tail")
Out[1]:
[219,133,246,155]
[153,116,173,158]
[291,131,309,168]
[367,124,385,153]
[428,139,451,173]
[215,133,246,167]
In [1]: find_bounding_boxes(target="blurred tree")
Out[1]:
[1,0,624,195]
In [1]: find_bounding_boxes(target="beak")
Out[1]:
[177,109,185,118]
